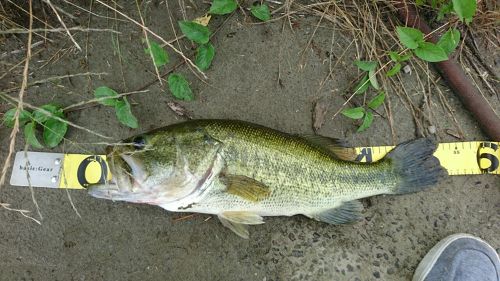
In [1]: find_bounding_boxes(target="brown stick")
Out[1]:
[394,2,500,141]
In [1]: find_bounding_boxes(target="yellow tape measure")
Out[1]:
[59,141,499,189]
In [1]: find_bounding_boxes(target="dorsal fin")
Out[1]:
[300,135,357,161]
[222,175,271,202]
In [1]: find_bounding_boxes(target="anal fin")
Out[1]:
[307,200,364,224]
[218,211,264,239]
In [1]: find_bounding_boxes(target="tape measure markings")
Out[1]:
[9,141,500,190]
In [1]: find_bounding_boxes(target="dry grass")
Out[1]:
[0,0,226,222]
[282,0,498,141]
[0,0,498,222]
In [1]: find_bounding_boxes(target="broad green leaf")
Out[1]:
[3,108,32,128]
[209,0,237,15]
[94,86,118,106]
[452,0,476,24]
[368,92,386,110]
[399,53,413,61]
[43,117,68,148]
[388,51,400,62]
[437,28,460,56]
[386,63,401,77]
[33,104,63,124]
[195,43,215,71]
[415,0,425,6]
[355,60,377,72]
[414,42,448,62]
[251,4,271,21]
[24,121,43,148]
[144,40,169,67]
[396,26,424,49]
[178,21,211,44]
[368,69,379,90]
[341,107,365,119]
[357,111,373,132]
[114,98,138,129]
[168,73,194,101]
[354,74,370,94]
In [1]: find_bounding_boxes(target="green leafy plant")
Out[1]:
[178,21,211,44]
[144,39,169,67]
[451,0,477,24]
[354,74,370,94]
[341,107,365,120]
[33,104,68,148]
[251,4,271,21]
[353,60,379,94]
[395,26,460,63]
[2,108,31,128]
[437,28,460,55]
[94,86,138,128]
[168,74,194,101]
[343,0,473,134]
[3,104,69,148]
[437,2,454,21]
[386,51,412,77]
[415,0,476,24]
[341,92,385,132]
[141,0,273,102]
[209,0,238,15]
[195,43,215,71]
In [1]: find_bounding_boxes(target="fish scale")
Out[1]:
[88,119,446,238]
[185,121,399,214]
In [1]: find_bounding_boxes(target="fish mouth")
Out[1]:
[88,146,145,200]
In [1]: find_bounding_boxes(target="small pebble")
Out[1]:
[403,64,412,74]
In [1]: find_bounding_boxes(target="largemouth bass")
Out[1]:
[89,120,446,238]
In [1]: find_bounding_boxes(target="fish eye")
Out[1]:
[132,136,146,150]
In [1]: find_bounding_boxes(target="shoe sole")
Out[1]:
[412,233,500,281]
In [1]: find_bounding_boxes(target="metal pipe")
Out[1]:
[394,2,500,141]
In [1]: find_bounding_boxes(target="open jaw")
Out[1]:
[87,151,145,201]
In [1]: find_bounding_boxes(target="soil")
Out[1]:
[0,1,498,280]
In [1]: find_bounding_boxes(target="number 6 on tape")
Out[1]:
[9,141,499,190]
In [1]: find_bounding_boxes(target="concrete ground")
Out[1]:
[0,1,498,280]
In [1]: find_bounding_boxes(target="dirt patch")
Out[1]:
[1,1,498,280]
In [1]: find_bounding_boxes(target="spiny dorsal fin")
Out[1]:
[300,134,357,161]
[307,200,364,224]
[222,175,271,202]
[218,211,265,239]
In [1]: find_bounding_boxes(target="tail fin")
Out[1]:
[387,138,447,194]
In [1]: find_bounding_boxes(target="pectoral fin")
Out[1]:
[222,175,271,202]
[218,211,264,239]
[307,200,363,224]
[301,135,357,161]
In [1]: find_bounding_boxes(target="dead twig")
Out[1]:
[0,0,34,190]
